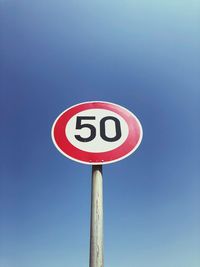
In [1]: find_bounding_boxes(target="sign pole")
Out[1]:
[89,165,104,267]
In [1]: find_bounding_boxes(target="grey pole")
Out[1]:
[89,165,104,267]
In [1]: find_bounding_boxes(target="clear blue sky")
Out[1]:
[1,0,200,267]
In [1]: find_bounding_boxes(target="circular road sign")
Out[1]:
[51,101,143,165]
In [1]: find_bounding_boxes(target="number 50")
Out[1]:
[75,116,122,142]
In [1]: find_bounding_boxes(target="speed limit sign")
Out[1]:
[51,101,143,267]
[51,101,143,165]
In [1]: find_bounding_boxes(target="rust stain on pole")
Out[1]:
[90,165,104,267]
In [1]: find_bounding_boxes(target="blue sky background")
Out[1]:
[1,0,200,266]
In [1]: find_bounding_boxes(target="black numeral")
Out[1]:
[75,116,96,142]
[74,116,122,142]
[100,116,121,142]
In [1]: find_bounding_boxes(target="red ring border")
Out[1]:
[52,102,142,164]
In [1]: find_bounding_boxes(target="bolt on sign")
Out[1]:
[51,101,143,267]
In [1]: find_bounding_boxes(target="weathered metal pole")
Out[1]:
[89,165,104,267]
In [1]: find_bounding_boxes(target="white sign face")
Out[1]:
[52,101,143,165]
[66,109,129,153]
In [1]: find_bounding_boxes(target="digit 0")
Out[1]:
[100,116,122,142]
